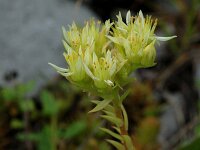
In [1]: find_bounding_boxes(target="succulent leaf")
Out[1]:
[100,127,123,141]
[88,99,111,113]
[101,115,123,127]
[106,139,125,150]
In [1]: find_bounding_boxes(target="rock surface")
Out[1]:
[0,0,97,92]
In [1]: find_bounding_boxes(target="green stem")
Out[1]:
[112,99,134,150]
[115,104,128,136]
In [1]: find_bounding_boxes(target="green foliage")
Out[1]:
[17,119,90,150]
[120,89,132,103]
[19,99,35,112]
[89,99,112,113]
[179,115,200,149]
[122,135,134,150]
[100,127,123,141]
[106,139,125,150]
[10,119,24,129]
[91,100,115,113]
[17,126,55,150]
[60,120,87,139]
[1,87,16,101]
[101,115,122,127]
[0,80,114,149]
[179,137,200,150]
[40,90,59,116]
[16,81,35,98]
[121,104,128,131]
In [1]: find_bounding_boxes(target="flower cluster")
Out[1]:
[49,10,176,97]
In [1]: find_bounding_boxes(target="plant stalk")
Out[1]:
[112,99,134,150]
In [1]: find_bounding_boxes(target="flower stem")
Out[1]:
[112,99,134,150]
[115,105,128,136]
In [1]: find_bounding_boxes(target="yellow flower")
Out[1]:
[108,10,176,69]
[84,51,117,89]
[49,49,87,82]
[49,10,176,94]
[49,20,114,91]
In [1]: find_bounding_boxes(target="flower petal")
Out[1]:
[109,61,116,76]
[83,63,99,80]
[48,63,68,72]
[139,10,145,27]
[126,11,131,24]
[57,71,73,77]
[106,35,120,45]
[62,40,72,52]
[62,26,69,43]
[155,35,177,41]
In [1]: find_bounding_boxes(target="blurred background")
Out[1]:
[0,0,200,149]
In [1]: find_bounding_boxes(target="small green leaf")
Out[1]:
[91,100,114,112]
[91,100,100,104]
[106,139,125,150]
[17,126,55,150]
[16,81,35,98]
[122,135,134,150]
[19,99,35,112]
[60,120,87,139]
[121,104,128,131]
[112,126,121,134]
[100,127,122,141]
[101,115,122,127]
[91,100,101,104]
[40,91,59,116]
[1,88,16,101]
[17,133,39,142]
[120,89,131,103]
[103,110,115,117]
[89,99,112,113]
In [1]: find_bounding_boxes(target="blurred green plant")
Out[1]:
[179,124,200,150]
[1,81,35,112]
[0,82,35,131]
[0,80,113,150]
[16,89,89,150]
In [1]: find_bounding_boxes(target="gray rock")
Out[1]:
[158,92,185,149]
[158,106,178,150]
[0,0,97,93]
